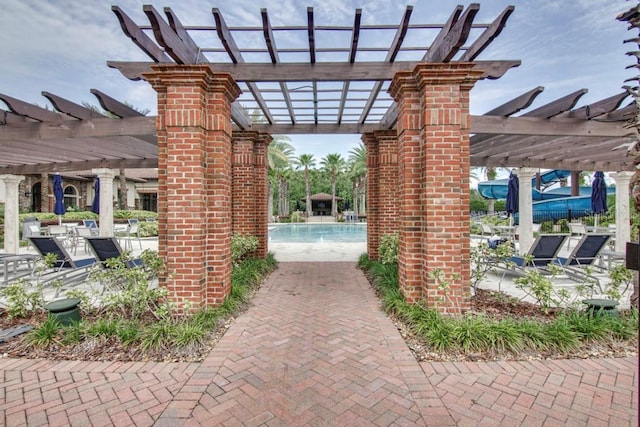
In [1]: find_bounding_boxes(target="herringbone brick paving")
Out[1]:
[0,262,637,426]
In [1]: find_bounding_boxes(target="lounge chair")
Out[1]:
[85,237,143,269]
[552,233,611,290]
[26,236,97,289]
[567,223,587,248]
[499,234,568,276]
[115,221,142,251]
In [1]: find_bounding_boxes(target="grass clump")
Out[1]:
[359,254,638,360]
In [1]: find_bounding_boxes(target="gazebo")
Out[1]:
[302,193,343,217]
[0,4,637,314]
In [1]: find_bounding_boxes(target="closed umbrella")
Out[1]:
[53,174,65,225]
[505,171,519,219]
[591,171,607,227]
[91,178,100,214]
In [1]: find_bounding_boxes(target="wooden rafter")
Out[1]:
[0,93,64,122]
[111,6,171,63]
[459,6,514,61]
[261,8,295,124]
[42,92,107,120]
[90,89,144,118]
[212,8,274,125]
[164,7,208,64]
[358,5,412,124]
[423,4,478,62]
[337,9,362,124]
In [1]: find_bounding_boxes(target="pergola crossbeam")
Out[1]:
[112,6,171,63]
[423,4,478,62]
[90,89,144,118]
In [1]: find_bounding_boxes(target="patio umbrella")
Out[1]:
[505,171,519,221]
[52,174,65,225]
[591,171,607,227]
[90,178,100,214]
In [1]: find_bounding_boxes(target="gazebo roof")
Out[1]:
[305,193,343,202]
[0,4,637,174]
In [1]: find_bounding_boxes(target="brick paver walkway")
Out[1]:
[1,262,637,426]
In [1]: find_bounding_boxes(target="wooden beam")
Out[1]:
[421,6,462,61]
[423,4,479,63]
[484,86,544,116]
[230,103,252,130]
[471,115,633,137]
[111,6,171,63]
[560,92,629,119]
[164,7,208,64]
[90,89,144,118]
[379,102,399,129]
[0,93,65,122]
[307,7,316,64]
[459,6,514,61]
[0,158,159,175]
[522,89,588,118]
[261,8,295,124]
[337,9,362,125]
[108,59,520,82]
[0,116,156,141]
[349,9,362,63]
[42,92,107,120]
[144,5,197,64]
[212,8,274,124]
[0,109,34,124]
[607,103,636,120]
[358,6,413,124]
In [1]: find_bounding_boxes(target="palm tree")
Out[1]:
[321,153,346,217]
[268,138,294,219]
[294,154,316,218]
[348,143,367,216]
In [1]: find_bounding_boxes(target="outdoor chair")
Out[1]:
[498,234,568,277]
[26,236,97,289]
[72,226,94,255]
[567,223,587,248]
[115,222,142,251]
[85,237,143,269]
[82,219,99,236]
[551,233,611,291]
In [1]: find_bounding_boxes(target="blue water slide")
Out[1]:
[477,170,615,222]
[478,170,573,200]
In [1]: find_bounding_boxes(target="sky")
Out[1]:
[0,0,635,165]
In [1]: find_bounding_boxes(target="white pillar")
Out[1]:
[91,168,118,237]
[0,174,25,254]
[515,168,537,255]
[610,171,633,253]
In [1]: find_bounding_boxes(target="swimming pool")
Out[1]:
[268,223,367,243]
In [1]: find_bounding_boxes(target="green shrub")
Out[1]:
[290,211,305,223]
[231,234,260,265]
[379,233,399,265]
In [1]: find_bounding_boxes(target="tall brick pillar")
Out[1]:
[375,130,399,239]
[389,63,483,314]
[144,65,241,309]
[253,133,271,259]
[362,133,380,260]
[232,131,271,259]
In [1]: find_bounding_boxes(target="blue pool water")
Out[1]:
[268,224,367,243]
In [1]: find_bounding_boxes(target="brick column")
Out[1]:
[231,131,271,259]
[254,133,271,259]
[390,63,483,313]
[375,130,399,239]
[232,131,258,235]
[362,132,380,260]
[388,71,424,302]
[144,65,241,309]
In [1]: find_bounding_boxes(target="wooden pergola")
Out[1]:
[0,4,635,175]
[0,4,637,312]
